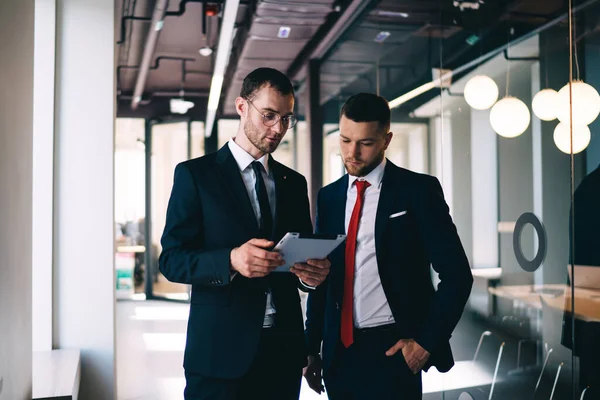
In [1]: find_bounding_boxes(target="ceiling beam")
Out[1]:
[286,0,379,82]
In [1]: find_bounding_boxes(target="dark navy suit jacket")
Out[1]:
[159,144,313,379]
[305,160,473,375]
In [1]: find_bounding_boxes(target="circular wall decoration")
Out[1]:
[513,212,547,272]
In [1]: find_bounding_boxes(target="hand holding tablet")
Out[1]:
[273,232,345,287]
[272,232,346,272]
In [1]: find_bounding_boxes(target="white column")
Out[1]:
[54,0,116,398]
[433,115,454,214]
[471,109,499,268]
[0,1,35,399]
[408,124,428,174]
[33,0,56,352]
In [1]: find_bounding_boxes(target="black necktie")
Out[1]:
[251,161,273,239]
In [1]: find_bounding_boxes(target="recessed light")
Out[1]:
[374,31,391,43]
[278,26,291,39]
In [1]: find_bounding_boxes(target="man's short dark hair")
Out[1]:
[240,68,294,100]
[340,93,391,133]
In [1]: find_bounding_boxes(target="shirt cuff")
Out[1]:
[299,278,316,290]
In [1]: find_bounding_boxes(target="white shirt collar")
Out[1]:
[228,138,270,174]
[348,158,386,190]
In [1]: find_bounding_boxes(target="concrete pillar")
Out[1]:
[53,0,116,398]
[0,1,34,398]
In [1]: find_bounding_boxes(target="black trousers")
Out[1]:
[184,328,302,400]
[324,325,422,400]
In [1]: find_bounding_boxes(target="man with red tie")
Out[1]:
[303,93,473,399]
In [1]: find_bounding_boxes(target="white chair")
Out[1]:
[579,386,589,400]
[422,331,505,400]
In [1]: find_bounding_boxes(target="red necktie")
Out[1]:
[341,179,371,348]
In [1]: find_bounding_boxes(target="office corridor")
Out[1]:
[116,300,327,400]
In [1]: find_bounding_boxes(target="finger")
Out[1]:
[293,264,329,277]
[253,248,284,262]
[406,357,421,374]
[292,270,324,284]
[292,273,317,286]
[292,263,320,273]
[307,259,331,268]
[250,256,285,267]
[386,340,406,356]
[248,265,279,277]
[248,238,274,248]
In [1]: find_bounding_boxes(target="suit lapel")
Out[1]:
[215,145,260,235]
[329,176,349,301]
[374,161,406,255]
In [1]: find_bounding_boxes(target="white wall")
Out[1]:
[471,109,499,268]
[0,1,35,399]
[431,116,454,214]
[53,0,116,398]
[33,0,56,353]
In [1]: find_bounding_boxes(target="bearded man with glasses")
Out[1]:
[159,67,330,400]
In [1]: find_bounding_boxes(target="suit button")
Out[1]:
[336,302,340,310]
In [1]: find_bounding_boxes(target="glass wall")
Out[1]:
[306,1,600,398]
[115,119,206,301]
[115,118,146,299]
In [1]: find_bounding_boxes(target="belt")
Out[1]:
[353,323,397,337]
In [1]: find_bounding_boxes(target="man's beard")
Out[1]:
[344,150,385,177]
[244,118,280,154]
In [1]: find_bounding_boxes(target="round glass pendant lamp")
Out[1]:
[555,80,600,126]
[464,75,499,110]
[490,96,531,138]
[553,122,591,154]
[532,88,558,121]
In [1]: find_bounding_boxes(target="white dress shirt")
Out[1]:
[346,158,395,328]
[228,139,277,326]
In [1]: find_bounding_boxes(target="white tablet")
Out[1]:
[272,232,346,272]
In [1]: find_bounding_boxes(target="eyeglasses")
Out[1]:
[245,99,298,129]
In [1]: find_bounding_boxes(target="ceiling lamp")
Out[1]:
[490,96,530,138]
[555,80,600,125]
[464,75,499,110]
[198,46,213,57]
[170,98,195,114]
[205,0,240,137]
[532,89,558,121]
[553,122,591,154]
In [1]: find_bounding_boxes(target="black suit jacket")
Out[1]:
[572,164,600,266]
[305,160,473,374]
[159,145,313,379]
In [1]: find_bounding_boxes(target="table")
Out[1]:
[488,284,600,322]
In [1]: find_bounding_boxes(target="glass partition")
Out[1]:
[308,1,600,398]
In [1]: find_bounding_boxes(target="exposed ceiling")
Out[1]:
[116,0,591,122]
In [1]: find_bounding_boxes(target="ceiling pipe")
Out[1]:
[131,0,170,110]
